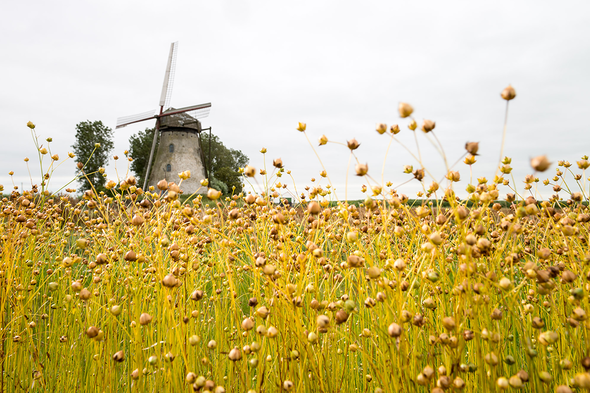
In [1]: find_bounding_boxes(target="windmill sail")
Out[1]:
[161,103,211,118]
[116,109,157,129]
[159,42,178,109]
[187,106,211,120]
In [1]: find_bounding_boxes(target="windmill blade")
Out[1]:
[160,103,211,118]
[116,109,157,129]
[159,42,178,109]
[187,105,211,120]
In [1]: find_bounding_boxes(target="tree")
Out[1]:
[127,130,248,194]
[128,127,159,188]
[72,120,114,192]
[200,132,248,194]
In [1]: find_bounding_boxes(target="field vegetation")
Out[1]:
[2,87,590,392]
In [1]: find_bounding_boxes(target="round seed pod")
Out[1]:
[307,332,318,343]
[256,306,270,319]
[204,380,216,391]
[96,253,108,264]
[86,326,99,338]
[162,274,177,288]
[71,281,82,292]
[317,315,330,329]
[422,366,435,379]
[355,163,368,176]
[393,259,406,271]
[139,313,153,326]
[499,277,512,291]
[412,314,425,327]
[485,352,499,366]
[347,138,360,150]
[453,377,465,389]
[266,326,278,338]
[131,214,144,226]
[113,350,124,362]
[463,330,474,341]
[421,119,436,133]
[384,319,406,336]
[367,266,381,279]
[491,309,503,320]
[538,371,552,383]
[508,375,522,389]
[79,288,92,300]
[262,264,276,275]
[516,370,529,383]
[574,373,590,388]
[358,290,374,305]
[572,307,587,321]
[465,142,479,155]
[496,377,509,389]
[256,325,267,336]
[398,102,414,118]
[562,270,577,283]
[157,179,168,190]
[501,85,516,101]
[556,386,573,393]
[191,290,204,301]
[560,358,573,370]
[437,375,451,389]
[416,373,428,386]
[442,317,455,331]
[530,155,551,172]
[241,318,254,331]
[244,194,256,204]
[194,376,206,388]
[186,372,197,384]
[228,347,242,361]
[307,201,321,215]
[272,158,283,168]
[335,310,349,325]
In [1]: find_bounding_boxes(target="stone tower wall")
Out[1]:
[147,129,207,195]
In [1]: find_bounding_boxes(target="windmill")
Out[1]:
[116,42,211,194]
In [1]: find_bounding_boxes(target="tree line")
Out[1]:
[71,121,248,195]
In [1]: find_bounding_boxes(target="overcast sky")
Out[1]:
[2,1,589,201]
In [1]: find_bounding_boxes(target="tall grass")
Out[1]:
[1,87,589,393]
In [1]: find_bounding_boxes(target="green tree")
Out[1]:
[72,120,114,192]
[128,127,158,188]
[201,132,248,194]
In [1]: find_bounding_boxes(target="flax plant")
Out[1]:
[1,85,589,393]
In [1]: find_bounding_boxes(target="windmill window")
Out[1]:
[166,164,171,172]
[169,144,174,153]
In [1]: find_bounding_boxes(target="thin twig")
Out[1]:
[495,101,510,178]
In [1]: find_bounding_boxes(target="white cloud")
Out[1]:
[2,0,589,200]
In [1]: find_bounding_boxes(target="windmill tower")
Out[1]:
[116,42,211,194]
